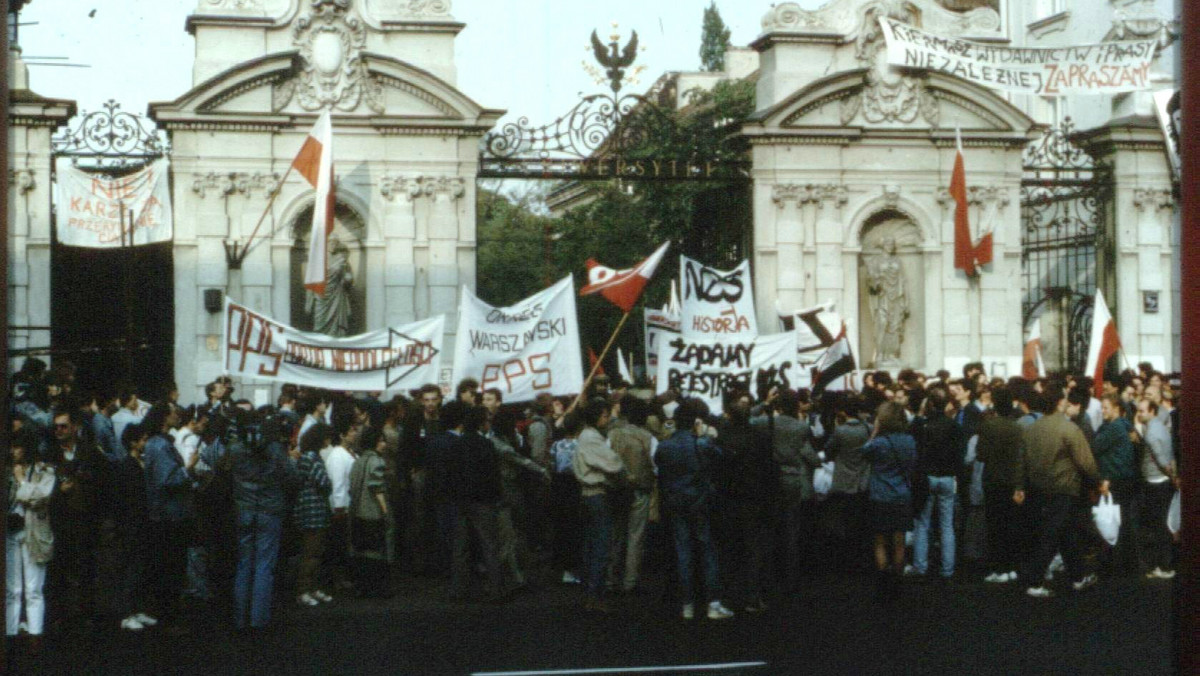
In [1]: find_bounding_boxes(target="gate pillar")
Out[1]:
[1075,120,1179,372]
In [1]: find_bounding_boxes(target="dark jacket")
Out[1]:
[458,432,503,505]
[144,434,195,523]
[914,412,966,478]
[1091,417,1137,481]
[656,430,721,513]
[231,440,296,518]
[861,433,918,504]
[115,455,148,537]
[1020,413,1099,496]
[723,416,777,502]
[976,414,1024,490]
[752,413,819,500]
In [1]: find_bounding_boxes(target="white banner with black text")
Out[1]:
[656,332,801,414]
[54,157,173,247]
[680,256,758,340]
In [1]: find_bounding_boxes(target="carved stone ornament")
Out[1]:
[192,171,282,198]
[379,174,423,201]
[840,4,939,127]
[202,0,263,10]
[274,0,385,114]
[762,0,999,36]
[8,169,36,194]
[421,176,466,200]
[1108,12,1181,51]
[771,184,813,206]
[1132,187,1174,212]
[967,185,1010,209]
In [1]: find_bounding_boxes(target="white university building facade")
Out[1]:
[5,0,1181,401]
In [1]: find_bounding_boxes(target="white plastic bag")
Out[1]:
[813,462,835,500]
[1167,490,1180,537]
[1092,493,1121,546]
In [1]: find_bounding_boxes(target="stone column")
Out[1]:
[969,186,1013,365]
[813,183,848,311]
[8,169,36,368]
[380,174,420,326]
[422,176,465,341]
[771,184,809,313]
[1132,187,1175,369]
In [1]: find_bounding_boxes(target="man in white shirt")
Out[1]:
[297,395,328,446]
[322,418,361,594]
[111,389,144,456]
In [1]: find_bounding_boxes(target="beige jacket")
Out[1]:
[572,427,626,497]
[11,463,56,564]
[607,420,655,492]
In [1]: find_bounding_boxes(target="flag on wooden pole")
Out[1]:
[951,128,977,278]
[580,242,670,312]
[1084,290,1121,397]
[293,111,335,295]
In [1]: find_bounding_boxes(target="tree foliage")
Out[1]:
[475,77,757,381]
[699,1,732,73]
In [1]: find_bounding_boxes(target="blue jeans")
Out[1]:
[668,503,721,604]
[913,476,957,577]
[581,494,613,598]
[234,511,283,629]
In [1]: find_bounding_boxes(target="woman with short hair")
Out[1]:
[860,401,918,602]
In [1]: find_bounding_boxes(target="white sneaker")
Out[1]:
[1004,572,1019,583]
[120,617,145,631]
[312,590,333,603]
[134,613,158,626]
[681,603,695,620]
[1026,586,1053,598]
[297,593,319,606]
[1158,569,1176,579]
[562,571,581,585]
[706,601,734,620]
[1071,574,1098,592]
[984,573,1003,583]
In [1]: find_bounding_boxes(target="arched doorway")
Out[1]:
[289,201,368,336]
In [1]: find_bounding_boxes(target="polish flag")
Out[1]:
[616,347,634,385]
[294,111,335,295]
[1022,318,1046,380]
[1084,289,1121,397]
[580,241,670,313]
[951,128,976,277]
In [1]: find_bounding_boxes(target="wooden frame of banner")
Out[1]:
[569,310,631,412]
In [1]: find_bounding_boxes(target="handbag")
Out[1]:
[813,462,835,500]
[1167,490,1180,537]
[1092,493,1121,546]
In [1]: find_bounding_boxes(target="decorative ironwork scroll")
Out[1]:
[51,100,168,171]
[1020,118,1111,373]
[478,29,749,181]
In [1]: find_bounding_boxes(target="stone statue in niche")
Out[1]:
[306,237,354,336]
[866,237,909,366]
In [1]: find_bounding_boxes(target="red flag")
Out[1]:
[587,347,605,376]
[951,129,976,277]
[580,242,670,313]
[1084,289,1121,397]
[294,111,335,295]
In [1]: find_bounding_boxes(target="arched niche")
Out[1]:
[289,201,368,336]
[857,209,925,369]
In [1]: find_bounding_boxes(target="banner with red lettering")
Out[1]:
[222,298,444,391]
[680,256,758,340]
[54,158,173,247]
[879,17,1157,96]
[452,276,584,403]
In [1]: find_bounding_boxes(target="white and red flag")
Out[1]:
[580,241,670,313]
[950,129,993,276]
[1084,289,1121,397]
[1022,318,1046,380]
[293,111,335,295]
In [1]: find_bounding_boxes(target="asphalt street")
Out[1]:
[10,565,1175,676]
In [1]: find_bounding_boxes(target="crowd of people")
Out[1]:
[4,356,1183,657]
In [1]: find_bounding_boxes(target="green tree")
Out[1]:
[699,1,732,72]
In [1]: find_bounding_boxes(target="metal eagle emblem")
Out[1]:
[590,28,640,94]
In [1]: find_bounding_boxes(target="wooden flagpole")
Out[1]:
[240,164,295,256]
[570,310,631,411]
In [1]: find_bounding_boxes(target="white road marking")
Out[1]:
[472,662,768,676]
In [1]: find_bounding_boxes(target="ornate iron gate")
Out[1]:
[1020,118,1111,374]
[49,101,175,398]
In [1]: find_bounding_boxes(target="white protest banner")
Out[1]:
[1152,89,1181,179]
[680,256,758,340]
[879,17,1156,96]
[657,332,799,415]
[453,276,584,402]
[644,306,681,377]
[54,157,173,247]
[223,298,443,391]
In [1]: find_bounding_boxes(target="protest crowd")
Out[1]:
[4,355,1182,656]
